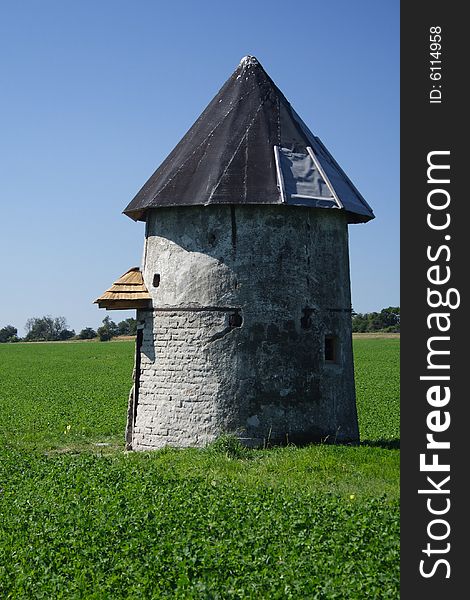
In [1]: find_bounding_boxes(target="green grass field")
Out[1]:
[0,337,399,599]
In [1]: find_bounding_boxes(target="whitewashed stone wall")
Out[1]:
[130,204,359,450]
[132,309,236,450]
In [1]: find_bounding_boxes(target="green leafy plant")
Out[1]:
[206,434,251,459]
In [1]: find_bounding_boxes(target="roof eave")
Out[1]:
[95,299,152,310]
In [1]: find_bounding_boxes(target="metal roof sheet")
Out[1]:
[123,56,374,224]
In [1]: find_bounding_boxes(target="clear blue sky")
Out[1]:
[0,0,399,334]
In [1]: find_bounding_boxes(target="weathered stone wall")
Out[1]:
[132,309,237,449]
[131,204,358,450]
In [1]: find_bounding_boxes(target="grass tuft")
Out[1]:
[205,434,252,460]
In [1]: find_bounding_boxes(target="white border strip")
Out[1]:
[290,193,336,202]
[273,145,287,204]
[306,146,344,209]
[313,137,374,214]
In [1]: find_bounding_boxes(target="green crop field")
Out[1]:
[0,337,400,599]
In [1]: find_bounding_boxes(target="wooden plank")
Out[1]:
[97,292,150,301]
[108,284,146,292]
[96,299,152,309]
[115,270,143,285]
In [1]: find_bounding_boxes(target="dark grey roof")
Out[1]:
[123,56,374,224]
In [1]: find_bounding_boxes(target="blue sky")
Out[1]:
[0,0,399,334]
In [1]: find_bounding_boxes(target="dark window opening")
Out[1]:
[153,274,160,287]
[325,335,338,363]
[229,312,243,328]
[300,307,314,330]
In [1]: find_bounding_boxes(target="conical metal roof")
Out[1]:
[123,56,374,224]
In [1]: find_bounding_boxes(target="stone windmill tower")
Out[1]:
[96,56,374,450]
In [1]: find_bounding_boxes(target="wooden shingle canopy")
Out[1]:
[95,267,152,310]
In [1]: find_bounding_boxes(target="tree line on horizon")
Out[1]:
[1,307,400,344]
[0,316,137,343]
[351,306,400,333]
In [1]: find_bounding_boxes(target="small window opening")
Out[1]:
[325,335,338,363]
[153,274,160,287]
[229,312,243,328]
[300,307,314,330]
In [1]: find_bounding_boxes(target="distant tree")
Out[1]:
[350,312,368,333]
[352,307,400,333]
[0,325,18,343]
[97,316,118,341]
[24,316,72,341]
[58,328,75,340]
[78,327,97,340]
[380,306,400,328]
[117,318,137,336]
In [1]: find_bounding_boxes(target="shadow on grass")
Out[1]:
[360,439,400,450]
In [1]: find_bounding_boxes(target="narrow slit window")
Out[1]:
[325,335,338,363]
